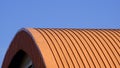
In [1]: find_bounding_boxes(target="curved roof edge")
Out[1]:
[2,28,45,68]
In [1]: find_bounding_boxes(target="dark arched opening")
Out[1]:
[8,50,34,68]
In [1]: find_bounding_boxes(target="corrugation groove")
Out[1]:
[77,30,97,68]
[75,30,94,68]
[114,30,120,49]
[61,29,78,67]
[61,29,80,67]
[103,30,120,65]
[41,29,64,68]
[95,30,115,67]
[80,30,100,68]
[84,30,104,68]
[35,29,59,67]
[83,30,102,67]
[108,30,120,56]
[91,30,111,68]
[64,29,82,67]
[57,29,75,68]
[87,30,107,67]
[70,29,90,68]
[52,29,72,68]
[99,30,117,67]
[65,29,85,68]
[56,29,75,67]
[49,29,70,68]
[45,29,67,68]
[111,30,120,49]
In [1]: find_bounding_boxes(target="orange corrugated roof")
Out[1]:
[2,28,120,68]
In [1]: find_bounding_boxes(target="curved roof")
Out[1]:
[2,28,120,68]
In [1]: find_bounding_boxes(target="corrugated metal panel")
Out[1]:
[2,28,120,68]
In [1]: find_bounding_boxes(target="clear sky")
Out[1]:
[0,0,120,67]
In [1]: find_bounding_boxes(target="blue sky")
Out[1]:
[0,0,120,67]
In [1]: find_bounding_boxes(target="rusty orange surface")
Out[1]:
[2,28,120,68]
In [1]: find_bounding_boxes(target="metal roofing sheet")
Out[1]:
[2,28,120,68]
